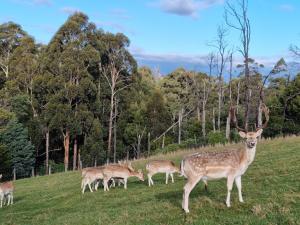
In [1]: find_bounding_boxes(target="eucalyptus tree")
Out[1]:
[42,13,99,171]
[0,22,27,79]
[99,33,137,162]
[160,68,194,144]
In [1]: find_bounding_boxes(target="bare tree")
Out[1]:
[209,25,229,131]
[226,52,234,140]
[100,50,130,162]
[225,0,251,131]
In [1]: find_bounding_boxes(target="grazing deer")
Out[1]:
[81,167,105,194]
[102,165,144,191]
[81,162,133,193]
[181,104,269,213]
[0,174,14,208]
[146,160,180,186]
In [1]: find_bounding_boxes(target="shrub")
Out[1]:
[207,131,227,146]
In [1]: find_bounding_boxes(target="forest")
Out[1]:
[0,11,300,179]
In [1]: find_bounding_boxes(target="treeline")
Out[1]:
[0,12,299,179]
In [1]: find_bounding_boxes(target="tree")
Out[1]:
[0,120,35,177]
[225,0,252,131]
[0,22,27,78]
[209,25,229,131]
[100,33,136,162]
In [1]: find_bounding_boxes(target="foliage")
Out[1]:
[0,120,35,176]
[207,131,227,146]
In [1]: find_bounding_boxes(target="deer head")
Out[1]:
[136,169,144,181]
[230,103,270,146]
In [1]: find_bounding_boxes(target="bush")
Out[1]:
[207,131,227,146]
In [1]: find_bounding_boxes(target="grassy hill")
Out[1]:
[0,137,299,225]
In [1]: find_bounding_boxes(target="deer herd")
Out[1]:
[0,105,270,213]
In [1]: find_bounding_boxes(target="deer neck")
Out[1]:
[244,144,257,166]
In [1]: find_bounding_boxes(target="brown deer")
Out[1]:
[181,104,269,213]
[102,165,144,191]
[146,160,180,186]
[0,174,14,208]
[81,161,133,193]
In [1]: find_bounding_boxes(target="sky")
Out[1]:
[1,0,300,74]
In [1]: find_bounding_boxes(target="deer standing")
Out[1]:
[102,165,144,191]
[181,105,269,213]
[146,160,180,186]
[0,174,14,208]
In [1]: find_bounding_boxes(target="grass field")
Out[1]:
[0,137,299,225]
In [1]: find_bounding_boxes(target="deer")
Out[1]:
[146,160,181,187]
[0,174,14,208]
[81,167,105,194]
[81,161,134,193]
[102,164,144,191]
[181,104,269,213]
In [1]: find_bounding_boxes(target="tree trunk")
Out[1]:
[236,81,240,114]
[73,137,77,171]
[257,100,263,139]
[113,98,118,163]
[197,106,201,122]
[178,109,183,144]
[137,134,141,158]
[107,92,114,162]
[218,90,222,131]
[63,129,70,172]
[202,101,206,137]
[78,149,81,170]
[225,115,231,140]
[244,56,250,131]
[212,108,216,133]
[45,128,49,175]
[147,132,151,156]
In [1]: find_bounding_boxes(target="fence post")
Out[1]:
[31,168,35,177]
[13,168,16,181]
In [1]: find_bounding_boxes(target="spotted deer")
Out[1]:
[0,174,14,208]
[181,104,269,213]
[102,165,144,191]
[81,161,133,193]
[146,160,180,186]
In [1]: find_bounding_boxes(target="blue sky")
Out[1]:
[1,0,300,74]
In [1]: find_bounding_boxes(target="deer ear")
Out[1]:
[0,174,2,179]
[239,131,247,138]
[255,129,263,137]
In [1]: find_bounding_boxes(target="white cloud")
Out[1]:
[60,7,81,15]
[158,0,224,17]
[279,4,295,12]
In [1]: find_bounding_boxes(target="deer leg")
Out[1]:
[166,173,169,184]
[170,173,174,183]
[203,180,208,191]
[7,195,11,206]
[124,178,128,189]
[11,194,13,205]
[226,176,234,207]
[182,176,202,213]
[88,182,93,193]
[235,176,244,203]
[0,195,3,208]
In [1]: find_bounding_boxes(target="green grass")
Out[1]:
[0,137,300,225]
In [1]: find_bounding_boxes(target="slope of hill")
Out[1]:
[0,137,299,225]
